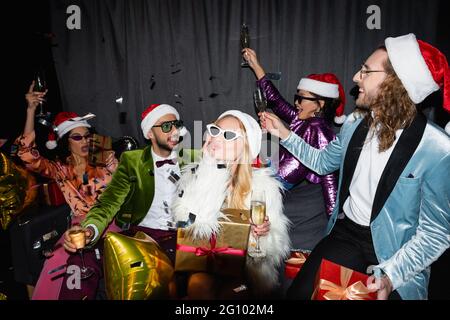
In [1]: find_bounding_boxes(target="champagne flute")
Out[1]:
[249,190,266,258]
[68,228,95,279]
[240,23,250,67]
[254,87,268,133]
[253,87,267,113]
[33,72,47,118]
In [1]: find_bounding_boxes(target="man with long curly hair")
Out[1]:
[261,33,450,300]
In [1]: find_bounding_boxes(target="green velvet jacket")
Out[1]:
[81,146,201,244]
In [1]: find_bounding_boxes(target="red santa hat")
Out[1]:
[297,73,346,124]
[141,103,187,139]
[385,33,450,134]
[46,112,95,149]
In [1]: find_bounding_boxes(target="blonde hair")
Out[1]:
[216,116,253,210]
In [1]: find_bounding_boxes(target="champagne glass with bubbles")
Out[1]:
[253,87,267,113]
[68,227,95,279]
[249,190,266,258]
[33,71,47,118]
[240,23,250,67]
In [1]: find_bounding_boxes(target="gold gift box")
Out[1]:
[175,209,251,277]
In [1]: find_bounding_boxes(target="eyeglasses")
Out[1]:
[294,94,322,104]
[358,64,386,80]
[206,124,243,141]
[68,133,92,141]
[153,120,184,133]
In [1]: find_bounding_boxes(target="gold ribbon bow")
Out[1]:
[286,252,308,266]
[314,266,373,300]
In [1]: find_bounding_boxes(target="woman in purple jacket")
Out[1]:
[243,48,345,255]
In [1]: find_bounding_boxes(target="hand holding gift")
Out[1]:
[366,274,393,300]
[311,259,377,300]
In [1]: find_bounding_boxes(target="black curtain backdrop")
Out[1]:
[1,0,449,300]
[49,0,446,146]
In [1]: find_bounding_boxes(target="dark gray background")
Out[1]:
[49,0,446,146]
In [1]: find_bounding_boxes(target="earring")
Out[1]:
[314,109,323,117]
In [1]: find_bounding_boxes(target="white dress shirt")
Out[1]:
[138,149,180,230]
[343,128,404,226]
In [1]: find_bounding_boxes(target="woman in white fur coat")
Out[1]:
[172,110,291,299]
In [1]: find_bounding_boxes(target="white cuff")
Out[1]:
[280,131,293,144]
[85,224,99,242]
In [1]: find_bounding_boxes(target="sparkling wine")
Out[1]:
[69,228,95,279]
[240,27,250,49]
[33,72,47,117]
[33,75,46,92]
[251,201,266,225]
[254,88,267,112]
[240,23,250,67]
[69,229,86,250]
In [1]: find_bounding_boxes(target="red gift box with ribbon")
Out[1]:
[175,209,251,277]
[285,250,310,279]
[311,259,376,300]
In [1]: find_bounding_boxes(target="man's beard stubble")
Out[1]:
[155,134,178,153]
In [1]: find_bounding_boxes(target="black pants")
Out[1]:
[287,215,401,300]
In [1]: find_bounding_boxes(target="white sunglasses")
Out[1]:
[206,124,243,141]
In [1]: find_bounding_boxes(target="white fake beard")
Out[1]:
[173,151,232,239]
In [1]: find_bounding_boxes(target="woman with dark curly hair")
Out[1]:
[16,82,120,299]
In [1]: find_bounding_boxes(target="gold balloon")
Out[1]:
[0,292,6,300]
[0,152,37,230]
[103,231,174,300]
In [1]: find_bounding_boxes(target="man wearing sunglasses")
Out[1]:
[62,103,200,299]
[262,34,450,300]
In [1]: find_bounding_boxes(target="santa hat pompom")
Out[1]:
[334,114,347,124]
[179,126,188,137]
[46,132,57,149]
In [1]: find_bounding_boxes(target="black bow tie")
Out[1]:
[155,159,177,168]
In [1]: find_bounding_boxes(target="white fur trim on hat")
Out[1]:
[55,113,95,138]
[56,121,92,138]
[297,78,340,98]
[218,110,262,160]
[141,104,180,139]
[385,33,440,104]
[445,122,450,135]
